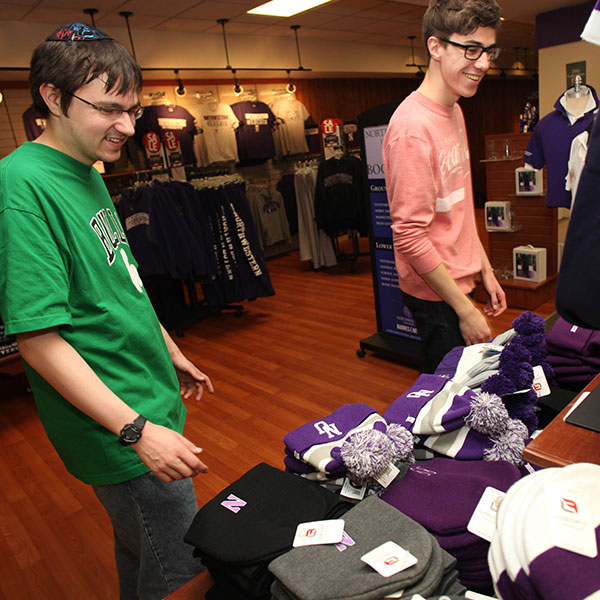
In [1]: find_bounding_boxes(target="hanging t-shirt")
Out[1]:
[524,86,598,208]
[270,96,310,156]
[188,101,239,164]
[22,106,46,141]
[135,104,197,165]
[230,100,276,162]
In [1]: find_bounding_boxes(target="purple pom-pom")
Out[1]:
[385,424,415,461]
[499,343,534,388]
[484,418,528,465]
[512,332,545,349]
[512,312,546,337]
[481,373,517,396]
[465,391,509,436]
[340,429,393,484]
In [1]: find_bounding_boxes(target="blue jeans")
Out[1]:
[93,472,203,600]
[402,292,467,374]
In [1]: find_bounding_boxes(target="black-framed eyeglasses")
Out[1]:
[439,38,502,62]
[62,90,144,120]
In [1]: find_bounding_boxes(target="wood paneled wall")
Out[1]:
[0,75,538,204]
[293,76,539,206]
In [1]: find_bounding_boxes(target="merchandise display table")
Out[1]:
[524,373,600,467]
[166,570,213,599]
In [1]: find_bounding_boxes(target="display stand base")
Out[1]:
[357,332,423,370]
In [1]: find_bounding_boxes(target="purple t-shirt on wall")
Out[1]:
[230,101,276,161]
[524,85,598,208]
[135,104,197,165]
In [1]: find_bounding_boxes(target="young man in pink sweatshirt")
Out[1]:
[383,0,507,373]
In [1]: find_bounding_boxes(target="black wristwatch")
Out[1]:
[118,415,147,446]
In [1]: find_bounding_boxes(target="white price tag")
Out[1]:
[532,365,551,397]
[361,541,418,578]
[467,486,505,542]
[340,477,367,501]
[374,462,400,488]
[546,483,598,558]
[292,519,345,547]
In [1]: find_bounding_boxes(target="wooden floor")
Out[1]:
[0,241,555,600]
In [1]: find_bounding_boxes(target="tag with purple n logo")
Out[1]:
[335,531,355,552]
[221,493,247,514]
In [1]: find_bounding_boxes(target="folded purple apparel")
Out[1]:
[554,372,597,386]
[380,458,522,536]
[547,353,594,367]
[545,344,600,368]
[544,317,600,356]
[551,364,599,376]
[283,402,386,474]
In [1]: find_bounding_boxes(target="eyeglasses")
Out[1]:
[439,38,502,62]
[62,90,144,120]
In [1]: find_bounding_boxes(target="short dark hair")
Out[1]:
[30,34,142,118]
[423,0,501,54]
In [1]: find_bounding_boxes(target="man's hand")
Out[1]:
[458,304,492,346]
[172,354,214,402]
[133,421,208,483]
[481,271,507,318]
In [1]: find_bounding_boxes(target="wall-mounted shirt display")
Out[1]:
[135,104,197,166]
[524,85,598,208]
[231,100,276,162]
[270,96,310,156]
[188,101,239,165]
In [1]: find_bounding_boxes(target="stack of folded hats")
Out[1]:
[268,496,467,600]
[436,311,554,435]
[489,462,600,600]
[283,403,387,480]
[383,373,529,466]
[183,463,351,600]
[380,458,523,593]
[543,316,600,390]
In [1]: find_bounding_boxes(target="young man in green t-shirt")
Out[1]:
[0,23,214,598]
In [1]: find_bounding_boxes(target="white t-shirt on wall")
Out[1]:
[189,101,240,164]
[270,97,310,156]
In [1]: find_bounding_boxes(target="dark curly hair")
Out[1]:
[30,33,142,118]
[423,0,502,56]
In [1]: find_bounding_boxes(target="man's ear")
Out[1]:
[38,83,64,118]
[427,36,443,62]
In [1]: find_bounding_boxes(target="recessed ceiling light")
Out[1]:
[248,0,333,18]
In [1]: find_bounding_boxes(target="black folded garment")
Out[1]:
[184,462,352,599]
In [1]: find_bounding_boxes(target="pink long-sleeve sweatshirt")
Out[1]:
[383,91,481,301]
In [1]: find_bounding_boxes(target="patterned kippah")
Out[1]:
[46,23,113,44]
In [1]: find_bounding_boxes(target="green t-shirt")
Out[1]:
[0,142,186,485]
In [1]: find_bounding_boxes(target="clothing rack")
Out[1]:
[331,230,369,274]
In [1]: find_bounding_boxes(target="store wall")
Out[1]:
[538,41,600,117]
[0,73,535,207]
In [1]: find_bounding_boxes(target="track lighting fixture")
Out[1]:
[286,69,296,94]
[174,69,186,96]
[232,70,244,96]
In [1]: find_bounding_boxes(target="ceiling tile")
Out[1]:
[314,15,382,32]
[298,27,367,41]
[151,17,215,32]
[115,0,202,18]
[361,2,424,19]
[0,3,31,19]
[36,0,125,10]
[95,13,168,29]
[178,0,251,20]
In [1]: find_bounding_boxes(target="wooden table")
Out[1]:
[524,373,600,468]
[166,570,214,599]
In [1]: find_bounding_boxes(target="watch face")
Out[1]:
[119,423,142,445]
